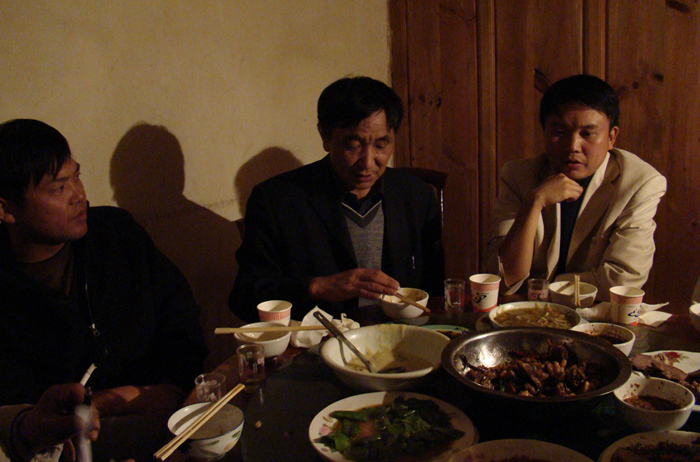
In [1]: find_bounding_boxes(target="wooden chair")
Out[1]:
[395,167,448,235]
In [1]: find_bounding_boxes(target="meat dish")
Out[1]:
[464,340,611,397]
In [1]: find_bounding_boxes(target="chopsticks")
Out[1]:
[574,275,581,308]
[214,326,327,335]
[154,383,245,461]
[393,292,431,313]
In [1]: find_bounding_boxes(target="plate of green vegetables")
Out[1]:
[309,391,478,462]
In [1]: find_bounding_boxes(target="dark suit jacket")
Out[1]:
[229,156,444,322]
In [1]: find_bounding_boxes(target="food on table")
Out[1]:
[464,340,610,397]
[630,352,700,401]
[492,304,574,329]
[623,394,681,411]
[610,439,700,462]
[345,349,432,373]
[588,333,624,345]
[319,397,464,462]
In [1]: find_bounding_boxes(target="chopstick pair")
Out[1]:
[574,275,581,308]
[392,292,431,313]
[214,325,328,335]
[154,383,245,461]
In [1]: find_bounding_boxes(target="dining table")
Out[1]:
[174,294,700,462]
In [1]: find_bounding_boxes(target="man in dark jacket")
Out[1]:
[229,76,444,322]
[0,119,207,461]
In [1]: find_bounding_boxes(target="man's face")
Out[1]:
[322,110,395,199]
[544,105,619,180]
[4,157,88,250]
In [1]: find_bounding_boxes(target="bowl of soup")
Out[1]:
[572,322,635,356]
[489,301,581,329]
[320,324,449,391]
[614,376,694,431]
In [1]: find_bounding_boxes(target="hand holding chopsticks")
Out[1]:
[154,383,245,461]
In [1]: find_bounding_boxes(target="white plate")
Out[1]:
[598,430,700,462]
[450,439,593,462]
[638,350,700,411]
[308,391,478,462]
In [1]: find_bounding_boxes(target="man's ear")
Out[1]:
[608,126,619,150]
[0,198,17,224]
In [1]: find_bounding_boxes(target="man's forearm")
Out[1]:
[498,197,544,287]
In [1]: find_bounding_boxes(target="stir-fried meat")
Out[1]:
[464,340,609,398]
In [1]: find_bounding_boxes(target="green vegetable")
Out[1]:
[320,397,464,462]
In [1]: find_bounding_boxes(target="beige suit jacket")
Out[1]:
[487,148,667,300]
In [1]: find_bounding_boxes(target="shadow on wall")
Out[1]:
[234,147,304,216]
[109,123,241,370]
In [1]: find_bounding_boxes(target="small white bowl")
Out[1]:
[614,376,695,431]
[689,303,700,333]
[234,321,291,358]
[571,322,636,356]
[549,281,598,308]
[379,288,429,319]
[167,402,244,461]
[320,324,449,391]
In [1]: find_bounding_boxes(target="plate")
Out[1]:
[450,439,593,462]
[598,430,700,462]
[308,391,478,462]
[423,325,470,339]
[638,350,700,411]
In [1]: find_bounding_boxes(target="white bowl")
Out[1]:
[689,303,700,333]
[613,376,695,431]
[320,324,449,391]
[549,281,598,308]
[234,321,291,358]
[489,301,581,329]
[167,402,244,461]
[379,288,429,319]
[571,322,636,356]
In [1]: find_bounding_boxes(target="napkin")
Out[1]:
[290,307,360,348]
[576,302,671,327]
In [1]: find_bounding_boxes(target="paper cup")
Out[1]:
[469,273,501,312]
[257,300,292,325]
[610,286,644,326]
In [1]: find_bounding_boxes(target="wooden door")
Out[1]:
[391,0,700,307]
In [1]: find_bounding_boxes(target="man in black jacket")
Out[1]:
[230,76,444,322]
[0,119,207,461]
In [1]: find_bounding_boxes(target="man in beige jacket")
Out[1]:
[487,74,666,300]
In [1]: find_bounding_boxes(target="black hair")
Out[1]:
[0,119,71,205]
[317,76,403,138]
[539,74,620,129]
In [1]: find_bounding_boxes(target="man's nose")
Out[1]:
[567,134,582,152]
[71,179,87,203]
[357,146,376,168]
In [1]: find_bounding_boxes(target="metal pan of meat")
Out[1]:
[441,327,632,413]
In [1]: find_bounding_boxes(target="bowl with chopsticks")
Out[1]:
[167,402,244,461]
[442,327,632,414]
[320,324,450,391]
[549,281,598,308]
[233,321,291,358]
[379,288,429,319]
